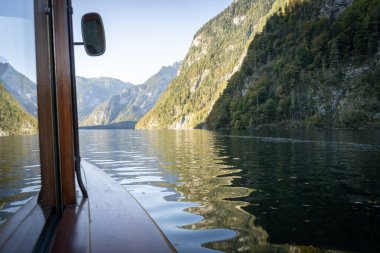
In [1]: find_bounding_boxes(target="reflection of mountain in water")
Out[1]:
[148,130,353,253]
[79,130,352,253]
[147,130,271,251]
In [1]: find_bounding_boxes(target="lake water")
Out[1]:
[0,134,40,225]
[1,130,380,252]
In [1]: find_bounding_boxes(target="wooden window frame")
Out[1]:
[0,0,77,252]
[36,0,77,210]
[0,1,176,252]
[36,0,77,214]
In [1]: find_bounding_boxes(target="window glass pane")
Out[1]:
[0,0,40,225]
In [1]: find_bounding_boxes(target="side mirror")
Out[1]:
[81,13,106,56]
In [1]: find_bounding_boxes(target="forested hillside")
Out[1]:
[0,84,38,136]
[207,0,380,129]
[137,0,293,129]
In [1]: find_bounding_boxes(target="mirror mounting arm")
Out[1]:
[73,42,84,46]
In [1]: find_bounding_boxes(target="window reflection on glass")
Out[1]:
[0,0,40,225]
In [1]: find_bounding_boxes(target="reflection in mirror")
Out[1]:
[81,12,106,56]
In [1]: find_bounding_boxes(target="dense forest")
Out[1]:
[207,0,380,129]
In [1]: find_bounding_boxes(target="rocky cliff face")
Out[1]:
[207,0,379,129]
[80,62,180,126]
[138,0,378,130]
[137,0,294,129]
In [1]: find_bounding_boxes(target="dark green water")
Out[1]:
[1,130,380,252]
[215,130,380,252]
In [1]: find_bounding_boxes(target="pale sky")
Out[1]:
[73,0,233,84]
[0,0,35,82]
[0,0,233,84]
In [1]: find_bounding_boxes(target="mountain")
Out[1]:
[0,83,38,136]
[0,62,37,116]
[0,61,133,121]
[0,60,178,130]
[76,77,133,120]
[136,0,293,129]
[80,62,180,126]
[207,0,380,129]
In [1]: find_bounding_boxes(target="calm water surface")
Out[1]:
[1,129,380,252]
[0,135,40,225]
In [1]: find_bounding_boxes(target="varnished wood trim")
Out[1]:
[49,199,90,253]
[82,160,176,253]
[52,0,76,205]
[49,161,176,253]
[0,197,47,253]
[34,0,57,209]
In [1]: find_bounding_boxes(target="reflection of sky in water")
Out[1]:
[80,130,252,252]
[2,129,378,252]
[80,129,380,253]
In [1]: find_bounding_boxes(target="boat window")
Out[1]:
[0,0,41,225]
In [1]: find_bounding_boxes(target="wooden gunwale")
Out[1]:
[53,159,176,252]
[0,160,176,253]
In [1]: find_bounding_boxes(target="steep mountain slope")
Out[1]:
[80,63,180,126]
[207,0,380,129]
[76,76,133,119]
[0,83,38,136]
[0,63,37,116]
[136,0,294,129]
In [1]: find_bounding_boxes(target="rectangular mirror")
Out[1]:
[81,12,106,56]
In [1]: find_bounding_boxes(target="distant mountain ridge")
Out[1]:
[0,59,179,132]
[0,62,134,120]
[80,62,180,126]
[76,76,134,120]
[0,62,37,116]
